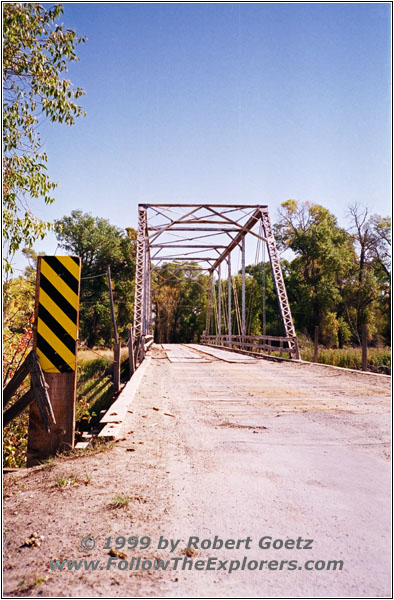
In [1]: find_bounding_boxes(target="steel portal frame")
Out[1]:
[133,204,300,359]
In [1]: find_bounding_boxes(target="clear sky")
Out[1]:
[14,2,392,269]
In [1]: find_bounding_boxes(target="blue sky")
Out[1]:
[14,2,391,269]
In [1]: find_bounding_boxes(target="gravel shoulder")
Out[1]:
[3,345,391,598]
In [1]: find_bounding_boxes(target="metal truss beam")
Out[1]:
[208,208,266,273]
[148,227,239,232]
[133,207,152,337]
[144,204,265,208]
[151,244,227,249]
[133,203,299,358]
[259,207,300,359]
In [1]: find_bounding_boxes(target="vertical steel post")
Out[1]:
[241,235,246,338]
[205,272,213,336]
[143,244,149,335]
[146,244,152,335]
[211,274,215,336]
[218,263,222,338]
[228,253,232,347]
[262,240,266,336]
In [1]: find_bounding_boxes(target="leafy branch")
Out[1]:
[3,3,86,272]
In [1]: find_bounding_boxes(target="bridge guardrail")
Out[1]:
[200,334,300,360]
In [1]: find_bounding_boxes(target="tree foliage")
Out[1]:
[3,254,36,468]
[245,261,287,336]
[273,200,390,346]
[345,204,391,344]
[153,264,208,343]
[55,211,136,347]
[3,3,86,271]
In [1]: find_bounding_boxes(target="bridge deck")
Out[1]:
[129,344,390,597]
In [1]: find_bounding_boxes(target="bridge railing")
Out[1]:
[200,333,300,359]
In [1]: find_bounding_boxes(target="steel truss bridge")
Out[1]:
[133,204,300,360]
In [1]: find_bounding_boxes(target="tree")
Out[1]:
[153,263,208,343]
[347,205,391,280]
[3,3,86,272]
[346,204,391,344]
[55,211,136,347]
[370,215,391,278]
[244,262,285,336]
[275,200,356,343]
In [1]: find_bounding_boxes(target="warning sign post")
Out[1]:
[27,256,81,466]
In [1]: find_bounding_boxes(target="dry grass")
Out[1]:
[300,344,391,373]
[78,347,128,362]
[109,494,132,509]
[53,474,81,488]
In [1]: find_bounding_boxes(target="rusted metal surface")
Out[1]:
[133,206,151,336]
[133,204,299,358]
[260,208,300,358]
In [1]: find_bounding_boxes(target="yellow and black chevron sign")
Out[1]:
[36,256,81,373]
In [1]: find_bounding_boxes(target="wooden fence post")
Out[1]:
[113,342,121,393]
[362,324,368,372]
[313,326,319,362]
[27,256,81,466]
[107,266,121,392]
[292,336,301,360]
[138,335,145,365]
[127,327,135,377]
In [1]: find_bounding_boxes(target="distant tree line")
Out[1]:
[4,202,391,351]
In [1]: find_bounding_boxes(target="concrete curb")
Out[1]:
[98,355,152,440]
[296,358,391,378]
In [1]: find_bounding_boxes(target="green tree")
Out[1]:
[244,261,286,336]
[3,248,42,348]
[55,211,136,347]
[153,263,208,343]
[346,204,391,344]
[275,200,356,343]
[370,215,391,278]
[3,3,86,271]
